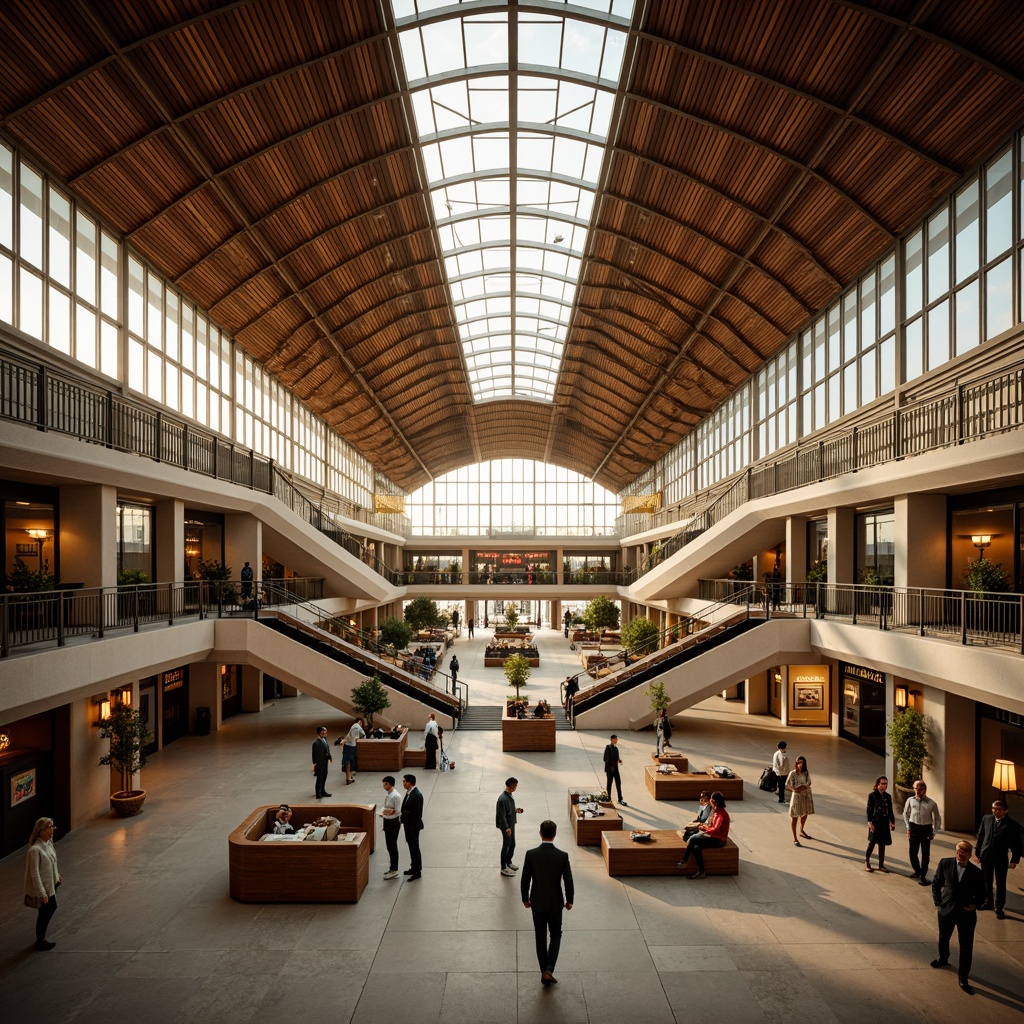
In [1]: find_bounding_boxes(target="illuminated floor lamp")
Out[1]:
[971,534,991,560]
[992,758,1016,799]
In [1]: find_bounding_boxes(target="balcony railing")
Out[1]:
[401,569,635,586]
[631,358,1024,576]
[697,578,1024,653]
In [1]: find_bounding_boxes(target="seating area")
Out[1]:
[643,763,745,800]
[601,830,740,877]
[228,803,375,902]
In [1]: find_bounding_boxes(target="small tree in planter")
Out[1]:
[962,557,1011,593]
[99,701,151,817]
[887,707,929,809]
[583,595,620,633]
[503,603,520,631]
[378,616,414,654]
[504,653,531,715]
[352,673,391,728]
[621,616,660,658]
[198,558,234,603]
[404,595,440,631]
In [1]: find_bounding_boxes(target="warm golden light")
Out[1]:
[26,528,50,539]
[0,732,10,750]
[895,685,907,708]
[992,758,1016,794]
[971,534,991,548]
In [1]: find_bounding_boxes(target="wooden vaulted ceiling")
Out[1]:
[2,0,1024,493]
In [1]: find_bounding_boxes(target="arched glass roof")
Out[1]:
[394,0,632,402]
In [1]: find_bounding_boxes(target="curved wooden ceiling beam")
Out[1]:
[636,30,959,178]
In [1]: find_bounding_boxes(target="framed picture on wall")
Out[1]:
[11,768,36,806]
[794,684,824,711]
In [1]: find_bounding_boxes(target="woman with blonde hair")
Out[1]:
[24,816,61,950]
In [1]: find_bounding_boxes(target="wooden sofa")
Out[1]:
[601,830,739,876]
[228,803,375,902]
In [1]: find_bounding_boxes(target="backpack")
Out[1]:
[758,766,778,791]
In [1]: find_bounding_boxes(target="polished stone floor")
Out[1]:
[2,626,1023,1023]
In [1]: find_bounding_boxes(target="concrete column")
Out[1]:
[189,662,223,733]
[225,513,261,586]
[745,674,770,714]
[58,484,117,589]
[828,507,855,584]
[240,665,263,713]
[894,493,946,590]
[786,516,807,584]
[155,498,185,584]
[920,686,976,832]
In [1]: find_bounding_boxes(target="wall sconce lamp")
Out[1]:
[992,758,1017,798]
[895,684,908,709]
[94,698,111,726]
[118,687,132,707]
[0,731,11,751]
[971,534,992,560]
[908,690,918,708]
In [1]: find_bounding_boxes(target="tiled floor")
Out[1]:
[2,627,1023,1022]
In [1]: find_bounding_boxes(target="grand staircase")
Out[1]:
[457,705,573,731]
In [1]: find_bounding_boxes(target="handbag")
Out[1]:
[24,894,44,908]
[758,766,778,792]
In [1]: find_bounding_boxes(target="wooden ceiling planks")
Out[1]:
[2,1,1024,492]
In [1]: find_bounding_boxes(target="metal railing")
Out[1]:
[697,578,1024,653]
[632,358,1024,577]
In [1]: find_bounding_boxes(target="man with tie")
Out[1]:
[311,725,332,799]
[400,773,424,880]
[931,839,987,994]
[975,798,1022,919]
[521,820,574,986]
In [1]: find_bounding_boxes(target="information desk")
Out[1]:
[356,728,409,771]
[229,803,375,902]
[601,830,739,876]
[502,710,556,751]
[568,798,623,846]
[653,754,689,772]
[644,764,744,801]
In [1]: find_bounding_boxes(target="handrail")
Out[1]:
[632,357,1024,576]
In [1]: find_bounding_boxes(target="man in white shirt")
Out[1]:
[771,741,790,805]
[904,779,942,885]
[380,776,402,879]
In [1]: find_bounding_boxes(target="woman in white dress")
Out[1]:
[786,756,814,846]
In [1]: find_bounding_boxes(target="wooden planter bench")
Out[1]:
[404,747,427,768]
[651,754,689,772]
[601,830,739,876]
[568,795,622,846]
[228,803,376,902]
[644,764,744,801]
[502,711,556,751]
[355,728,409,771]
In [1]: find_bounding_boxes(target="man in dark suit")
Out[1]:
[931,839,987,994]
[311,725,332,798]
[975,798,1021,919]
[521,820,574,986]
[602,735,626,805]
[400,773,424,880]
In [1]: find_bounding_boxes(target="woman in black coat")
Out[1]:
[865,775,896,872]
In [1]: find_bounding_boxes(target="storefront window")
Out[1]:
[3,493,56,590]
[184,511,223,579]
[116,503,153,581]
[855,509,894,585]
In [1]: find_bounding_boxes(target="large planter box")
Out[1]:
[568,793,622,846]
[501,711,556,751]
[356,728,408,770]
[643,764,744,801]
[601,830,739,876]
[485,646,540,667]
[228,803,375,902]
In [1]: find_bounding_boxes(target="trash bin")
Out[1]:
[195,706,211,736]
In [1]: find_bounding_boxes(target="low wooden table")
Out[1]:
[356,728,409,770]
[568,796,623,846]
[653,754,689,772]
[601,830,739,876]
[502,712,556,751]
[644,764,744,801]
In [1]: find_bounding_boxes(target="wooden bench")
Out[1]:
[502,711,556,751]
[644,764,744,800]
[404,747,427,768]
[601,830,739,876]
[651,753,689,772]
[228,803,376,902]
[567,792,623,846]
[356,728,409,770]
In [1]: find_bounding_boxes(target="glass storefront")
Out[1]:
[840,662,886,755]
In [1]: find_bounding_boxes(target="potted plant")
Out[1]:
[503,603,520,632]
[887,707,929,810]
[378,616,414,656]
[504,653,531,714]
[404,595,440,632]
[351,673,391,729]
[582,595,620,633]
[961,557,1012,633]
[198,558,234,605]
[99,701,151,817]
[621,616,660,659]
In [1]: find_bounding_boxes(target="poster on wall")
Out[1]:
[11,768,36,806]
[794,684,824,710]
[789,665,830,725]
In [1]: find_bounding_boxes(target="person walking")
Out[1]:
[931,840,987,994]
[311,724,332,798]
[602,734,626,805]
[400,774,424,880]
[865,775,896,872]
[676,792,730,879]
[449,655,459,686]
[786,755,813,844]
[521,820,574,986]
[904,780,942,886]
[772,740,790,805]
[496,777,524,876]
[467,617,474,637]
[451,608,460,632]
[655,708,673,756]
[340,717,365,785]
[563,608,572,637]
[24,816,61,951]
[380,776,402,879]
[423,713,440,770]
[975,798,1022,918]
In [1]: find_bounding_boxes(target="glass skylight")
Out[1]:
[392,0,632,401]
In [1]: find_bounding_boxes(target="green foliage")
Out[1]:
[117,568,149,586]
[503,653,531,696]
[645,679,670,714]
[962,557,1011,593]
[404,596,440,630]
[805,558,828,584]
[99,701,150,794]
[198,558,234,601]
[857,567,881,586]
[378,616,414,651]
[621,616,660,656]
[887,707,929,789]
[7,557,55,592]
[351,673,391,728]
[729,562,753,581]
[503,604,520,631]
[583,595,620,631]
